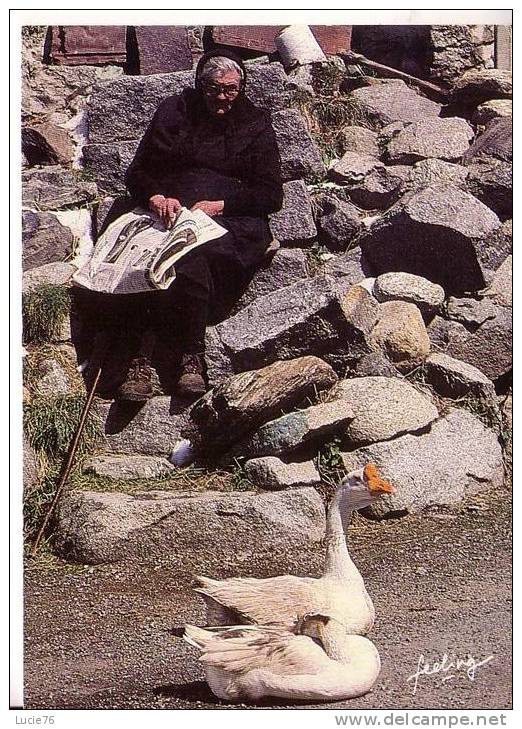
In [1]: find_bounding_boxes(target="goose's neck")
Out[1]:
[323,489,359,580]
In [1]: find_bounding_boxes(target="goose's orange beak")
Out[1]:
[364,463,395,494]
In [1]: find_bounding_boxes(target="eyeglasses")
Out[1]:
[202,82,241,98]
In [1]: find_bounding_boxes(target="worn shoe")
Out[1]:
[175,353,207,400]
[117,356,154,402]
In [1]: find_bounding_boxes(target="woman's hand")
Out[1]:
[149,194,182,227]
[191,200,225,217]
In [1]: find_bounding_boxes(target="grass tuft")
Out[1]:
[22,284,71,344]
[23,394,99,462]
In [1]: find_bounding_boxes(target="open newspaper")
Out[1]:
[72,207,227,295]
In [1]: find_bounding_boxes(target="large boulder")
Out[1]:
[22,166,98,211]
[328,152,381,185]
[271,108,326,183]
[373,272,445,317]
[244,457,321,490]
[234,248,310,311]
[82,454,176,480]
[357,183,501,294]
[402,158,469,194]
[320,246,369,285]
[94,396,183,456]
[82,140,139,196]
[22,210,74,271]
[349,80,442,127]
[446,296,498,329]
[54,486,325,564]
[450,68,512,107]
[314,194,362,251]
[345,166,407,210]
[385,117,474,164]
[472,99,512,126]
[87,64,290,144]
[22,261,76,294]
[22,122,75,166]
[368,301,430,371]
[329,376,438,447]
[268,180,317,246]
[338,125,381,157]
[447,306,512,382]
[342,408,503,518]
[465,157,512,220]
[230,401,354,460]
[462,117,512,164]
[485,255,512,308]
[204,279,379,384]
[426,316,470,352]
[423,352,496,401]
[191,356,338,451]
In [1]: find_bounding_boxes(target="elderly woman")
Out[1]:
[79,49,283,401]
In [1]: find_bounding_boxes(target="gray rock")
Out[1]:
[485,255,512,308]
[402,158,469,194]
[446,296,498,329]
[386,117,474,165]
[82,454,176,480]
[22,122,75,166]
[368,301,430,371]
[463,117,512,164]
[357,183,501,294]
[235,248,310,311]
[23,436,40,498]
[205,279,379,384]
[192,356,338,450]
[373,272,445,316]
[269,180,317,246]
[424,352,496,401]
[328,152,381,185]
[447,306,512,382]
[320,247,368,284]
[94,396,183,456]
[244,457,321,490]
[330,376,438,446]
[233,401,354,459]
[314,194,362,251]
[451,68,512,106]
[349,80,442,128]
[22,166,98,211]
[22,262,76,294]
[347,166,407,210]
[54,486,325,564]
[87,64,289,145]
[473,219,512,279]
[271,108,326,183]
[427,316,470,352]
[472,99,512,126]
[338,125,381,157]
[34,359,73,397]
[342,408,503,518]
[82,140,139,196]
[354,352,398,378]
[465,157,512,220]
[22,210,74,271]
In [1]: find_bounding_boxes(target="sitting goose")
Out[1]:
[183,615,381,703]
[193,464,394,635]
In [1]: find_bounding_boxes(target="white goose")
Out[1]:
[194,464,394,635]
[183,615,381,703]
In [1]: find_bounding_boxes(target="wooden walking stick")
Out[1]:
[30,326,111,557]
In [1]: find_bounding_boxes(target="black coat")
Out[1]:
[125,88,284,273]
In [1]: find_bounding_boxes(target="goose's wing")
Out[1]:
[193,575,325,628]
[184,624,330,676]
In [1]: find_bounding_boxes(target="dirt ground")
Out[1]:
[23,487,512,711]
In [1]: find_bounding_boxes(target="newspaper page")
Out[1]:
[72,207,228,295]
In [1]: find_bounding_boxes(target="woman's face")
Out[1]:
[201,70,242,116]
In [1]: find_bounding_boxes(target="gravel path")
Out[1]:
[24,488,512,710]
